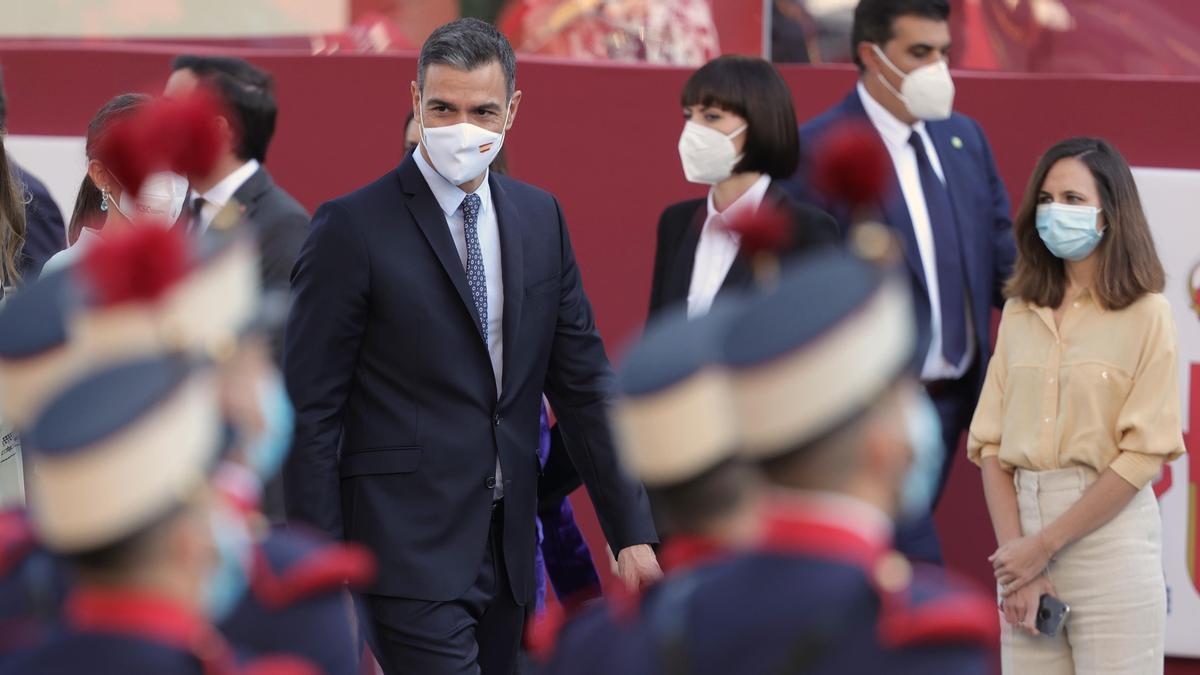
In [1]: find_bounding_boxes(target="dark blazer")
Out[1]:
[784,91,1016,392]
[12,163,65,283]
[282,154,657,603]
[647,180,839,318]
[212,166,309,361]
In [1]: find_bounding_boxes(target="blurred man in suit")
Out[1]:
[0,66,66,281]
[786,0,1015,564]
[165,55,309,524]
[163,56,309,358]
[284,18,659,675]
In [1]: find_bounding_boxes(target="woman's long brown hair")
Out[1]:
[0,134,27,288]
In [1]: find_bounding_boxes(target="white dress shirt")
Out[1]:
[415,148,507,498]
[189,159,260,234]
[857,82,975,381]
[686,173,771,319]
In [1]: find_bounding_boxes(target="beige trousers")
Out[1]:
[1001,467,1166,675]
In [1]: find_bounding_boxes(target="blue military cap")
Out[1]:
[611,306,738,487]
[71,231,262,366]
[721,249,917,460]
[24,355,222,553]
[0,269,86,430]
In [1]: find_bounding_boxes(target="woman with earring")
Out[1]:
[969,137,1183,673]
[647,55,838,321]
[43,94,189,274]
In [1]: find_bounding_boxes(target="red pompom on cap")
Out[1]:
[78,226,191,307]
[92,118,156,198]
[722,203,793,258]
[812,121,890,208]
[143,89,224,180]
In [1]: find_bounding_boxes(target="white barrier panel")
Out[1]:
[1134,167,1200,658]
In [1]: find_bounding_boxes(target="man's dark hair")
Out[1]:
[417,18,517,99]
[851,0,950,71]
[171,55,276,163]
[680,55,800,180]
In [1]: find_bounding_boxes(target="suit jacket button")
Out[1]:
[485,476,497,489]
[493,414,501,427]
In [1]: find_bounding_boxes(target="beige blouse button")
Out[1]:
[1044,417,1052,424]
[1048,377,1055,384]
[1073,302,1080,308]
[1102,371,1109,380]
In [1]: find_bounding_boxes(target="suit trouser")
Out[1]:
[1002,467,1165,675]
[362,503,525,675]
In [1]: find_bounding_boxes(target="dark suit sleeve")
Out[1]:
[13,167,66,281]
[974,120,1016,309]
[542,197,658,552]
[258,206,311,362]
[282,202,368,539]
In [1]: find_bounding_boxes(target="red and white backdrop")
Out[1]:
[2,43,1199,666]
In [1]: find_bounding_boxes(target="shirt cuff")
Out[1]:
[967,443,1000,468]
[1108,451,1166,490]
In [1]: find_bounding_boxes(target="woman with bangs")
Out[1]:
[647,55,838,321]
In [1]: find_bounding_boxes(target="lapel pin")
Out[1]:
[951,136,964,149]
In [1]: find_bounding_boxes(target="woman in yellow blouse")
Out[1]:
[968,137,1183,674]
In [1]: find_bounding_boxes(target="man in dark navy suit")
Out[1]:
[786,0,1016,564]
[283,18,660,675]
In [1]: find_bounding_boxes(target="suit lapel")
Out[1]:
[843,90,929,293]
[717,183,787,298]
[491,174,523,402]
[397,158,481,331]
[670,205,706,303]
[210,166,269,231]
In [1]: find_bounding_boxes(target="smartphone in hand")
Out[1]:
[1036,594,1070,637]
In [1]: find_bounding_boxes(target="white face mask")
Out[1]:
[112,171,190,225]
[677,121,747,185]
[419,101,510,186]
[872,45,955,121]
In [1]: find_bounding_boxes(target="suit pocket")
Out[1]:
[524,275,560,298]
[339,447,423,477]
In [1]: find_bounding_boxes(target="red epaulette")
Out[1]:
[523,599,566,663]
[0,510,36,577]
[239,654,322,675]
[250,541,376,609]
[875,562,1000,649]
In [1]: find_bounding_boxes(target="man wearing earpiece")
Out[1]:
[785,0,1016,566]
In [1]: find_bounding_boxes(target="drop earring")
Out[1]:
[100,189,109,212]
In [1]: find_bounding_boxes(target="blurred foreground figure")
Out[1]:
[541,246,999,675]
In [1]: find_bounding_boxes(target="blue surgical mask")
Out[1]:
[900,392,944,519]
[1036,203,1104,261]
[245,374,295,481]
[204,505,252,623]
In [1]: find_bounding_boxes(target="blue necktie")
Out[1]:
[909,132,967,366]
[462,193,488,343]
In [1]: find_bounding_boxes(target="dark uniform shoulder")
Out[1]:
[249,526,375,608]
[875,558,1000,650]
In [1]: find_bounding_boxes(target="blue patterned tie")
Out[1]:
[461,194,487,343]
[909,132,967,365]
